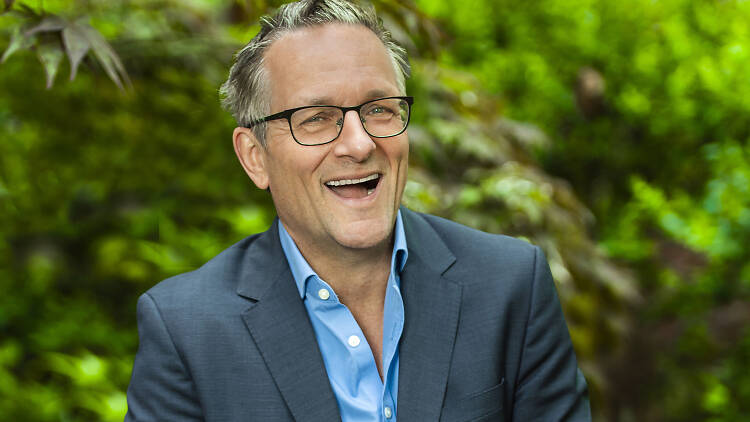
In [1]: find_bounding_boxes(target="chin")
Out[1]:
[333,221,393,251]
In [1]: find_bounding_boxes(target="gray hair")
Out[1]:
[219,0,411,146]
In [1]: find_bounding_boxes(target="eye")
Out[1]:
[364,104,394,117]
[301,111,335,125]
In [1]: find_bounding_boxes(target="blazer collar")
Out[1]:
[236,219,341,422]
[399,206,456,273]
[235,209,462,421]
[397,207,462,421]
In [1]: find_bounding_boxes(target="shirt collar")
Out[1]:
[278,210,409,299]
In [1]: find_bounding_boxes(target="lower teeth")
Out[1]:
[367,188,374,196]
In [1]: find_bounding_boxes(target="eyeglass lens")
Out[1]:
[289,98,410,145]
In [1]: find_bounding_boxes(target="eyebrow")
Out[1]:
[363,89,393,100]
[298,89,397,107]
[303,96,335,106]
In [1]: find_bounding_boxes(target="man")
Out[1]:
[125,0,591,421]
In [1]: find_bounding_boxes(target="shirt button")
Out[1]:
[384,406,393,419]
[317,289,330,300]
[347,335,361,347]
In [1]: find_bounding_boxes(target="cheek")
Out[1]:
[393,139,409,189]
[267,149,329,191]
[384,137,409,167]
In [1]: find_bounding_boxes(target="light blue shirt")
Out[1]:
[278,211,408,422]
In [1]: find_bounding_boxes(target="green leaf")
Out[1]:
[62,21,91,80]
[78,23,130,90]
[25,15,66,37]
[1,26,36,63]
[36,38,64,89]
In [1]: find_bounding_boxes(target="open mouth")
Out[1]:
[324,173,380,199]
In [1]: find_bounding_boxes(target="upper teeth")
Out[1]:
[325,174,379,187]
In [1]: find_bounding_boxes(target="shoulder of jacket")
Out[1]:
[144,231,265,304]
[416,211,537,256]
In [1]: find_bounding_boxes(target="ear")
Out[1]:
[233,127,269,190]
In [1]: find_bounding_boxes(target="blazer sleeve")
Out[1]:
[125,293,204,421]
[511,246,592,421]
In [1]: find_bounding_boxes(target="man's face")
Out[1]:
[238,23,409,255]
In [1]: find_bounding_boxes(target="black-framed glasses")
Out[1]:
[245,96,414,146]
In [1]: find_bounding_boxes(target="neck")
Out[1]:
[290,230,395,304]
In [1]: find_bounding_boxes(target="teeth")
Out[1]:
[325,173,379,187]
[367,188,374,196]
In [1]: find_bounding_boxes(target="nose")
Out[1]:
[332,110,375,162]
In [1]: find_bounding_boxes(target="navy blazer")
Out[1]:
[125,208,591,421]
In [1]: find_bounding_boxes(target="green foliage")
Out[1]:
[2,0,750,421]
[603,141,750,420]
[417,0,750,212]
[414,0,750,419]
[628,141,750,262]
[1,8,130,89]
[0,41,272,419]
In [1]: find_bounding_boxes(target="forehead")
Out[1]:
[263,23,399,109]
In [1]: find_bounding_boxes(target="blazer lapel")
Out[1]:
[237,220,341,422]
[397,209,462,421]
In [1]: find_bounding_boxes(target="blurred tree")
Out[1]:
[413,0,750,420]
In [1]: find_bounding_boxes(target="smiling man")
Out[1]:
[125,1,591,421]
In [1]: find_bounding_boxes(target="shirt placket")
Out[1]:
[307,276,385,419]
[380,271,404,421]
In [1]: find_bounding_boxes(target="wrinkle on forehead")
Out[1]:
[299,89,394,107]
[263,23,400,111]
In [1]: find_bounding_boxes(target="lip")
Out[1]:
[323,172,381,185]
[323,172,383,205]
